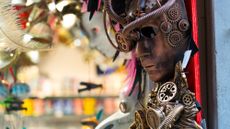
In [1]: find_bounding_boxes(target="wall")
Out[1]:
[213,0,230,128]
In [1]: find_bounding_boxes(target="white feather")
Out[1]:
[0,0,51,51]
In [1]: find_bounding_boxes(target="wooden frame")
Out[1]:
[197,0,217,128]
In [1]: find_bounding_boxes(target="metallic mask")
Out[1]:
[104,0,192,82]
[104,1,204,129]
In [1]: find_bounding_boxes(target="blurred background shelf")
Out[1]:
[29,95,119,100]
[26,114,110,129]
[0,0,128,129]
[27,115,88,123]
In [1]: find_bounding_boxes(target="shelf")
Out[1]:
[28,95,119,100]
[25,115,110,128]
[25,115,87,128]
[26,115,91,121]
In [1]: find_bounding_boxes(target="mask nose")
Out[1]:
[136,39,152,58]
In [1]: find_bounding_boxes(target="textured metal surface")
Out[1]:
[178,19,190,32]
[182,92,194,106]
[167,30,184,47]
[160,21,173,33]
[129,63,202,129]
[115,32,134,52]
[146,107,165,129]
[158,104,184,129]
[157,82,177,103]
[134,110,150,129]
[167,3,182,23]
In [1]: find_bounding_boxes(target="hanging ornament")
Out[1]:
[0,68,28,129]
[55,26,74,46]
[0,50,19,70]
[11,0,26,5]
[0,81,9,100]
[12,0,29,30]
[26,5,47,28]
[0,0,52,51]
[11,82,30,99]
[29,22,53,47]
[8,66,30,99]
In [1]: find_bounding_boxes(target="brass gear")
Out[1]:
[167,3,182,23]
[134,110,150,129]
[178,19,190,32]
[167,30,184,47]
[146,108,165,129]
[115,32,134,52]
[182,93,194,106]
[160,21,173,34]
[157,82,178,103]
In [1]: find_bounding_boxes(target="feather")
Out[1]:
[123,51,137,96]
[0,0,51,51]
[113,50,120,62]
[87,0,99,20]
[81,1,88,13]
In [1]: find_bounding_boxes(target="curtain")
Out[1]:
[185,0,202,123]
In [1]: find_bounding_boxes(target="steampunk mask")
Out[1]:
[105,0,192,82]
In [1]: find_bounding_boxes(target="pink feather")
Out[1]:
[123,51,137,96]
[81,0,88,13]
[114,23,121,32]
[98,0,102,10]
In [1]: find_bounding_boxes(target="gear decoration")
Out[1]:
[178,19,190,32]
[128,62,202,129]
[167,3,182,23]
[133,110,150,129]
[146,108,165,129]
[162,3,188,48]
[115,32,134,52]
[167,30,184,47]
[157,82,178,103]
[182,93,194,106]
[160,21,173,34]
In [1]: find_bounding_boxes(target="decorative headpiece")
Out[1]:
[104,0,191,52]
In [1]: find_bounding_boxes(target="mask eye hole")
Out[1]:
[140,26,157,39]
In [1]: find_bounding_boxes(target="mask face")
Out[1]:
[136,31,188,82]
[105,0,191,82]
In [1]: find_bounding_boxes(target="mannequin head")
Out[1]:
[105,0,191,82]
[136,32,189,82]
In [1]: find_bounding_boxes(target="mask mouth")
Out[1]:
[144,64,156,68]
